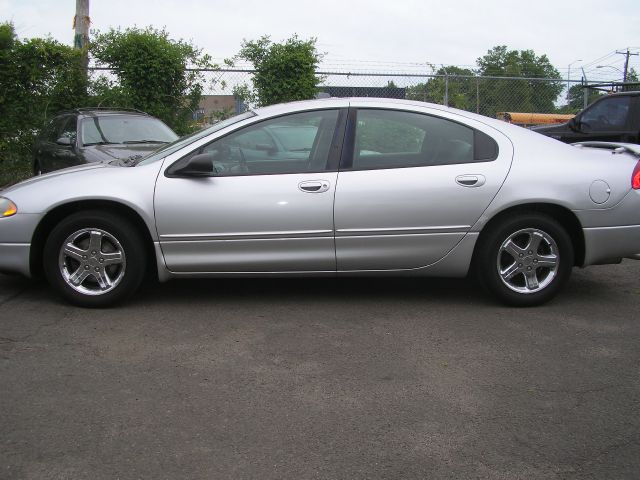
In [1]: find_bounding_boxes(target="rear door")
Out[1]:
[334,105,513,271]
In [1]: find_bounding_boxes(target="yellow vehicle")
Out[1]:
[497,112,575,127]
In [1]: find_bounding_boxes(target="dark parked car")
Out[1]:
[33,108,179,174]
[533,91,640,144]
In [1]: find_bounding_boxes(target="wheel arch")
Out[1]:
[30,200,158,279]
[474,203,585,267]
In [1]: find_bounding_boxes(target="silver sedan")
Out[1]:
[1,98,639,307]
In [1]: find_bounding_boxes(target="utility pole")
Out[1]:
[73,0,90,73]
[581,67,589,109]
[616,49,638,82]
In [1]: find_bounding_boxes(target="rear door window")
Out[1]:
[348,109,497,171]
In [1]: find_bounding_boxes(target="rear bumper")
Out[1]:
[0,243,31,276]
[583,225,640,266]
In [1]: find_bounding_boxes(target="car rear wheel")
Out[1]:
[476,213,574,306]
[43,211,146,307]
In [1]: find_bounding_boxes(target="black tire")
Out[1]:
[43,210,146,307]
[475,213,574,307]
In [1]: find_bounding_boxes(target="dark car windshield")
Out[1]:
[136,111,257,166]
[81,115,178,146]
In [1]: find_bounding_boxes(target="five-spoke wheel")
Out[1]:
[43,211,146,307]
[59,228,127,295]
[476,213,573,306]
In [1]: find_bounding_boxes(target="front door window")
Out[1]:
[581,96,631,131]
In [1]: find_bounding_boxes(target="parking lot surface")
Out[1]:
[1,262,639,479]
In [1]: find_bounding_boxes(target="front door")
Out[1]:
[334,107,513,271]
[572,95,635,143]
[154,109,346,273]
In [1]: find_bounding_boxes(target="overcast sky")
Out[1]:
[2,0,639,82]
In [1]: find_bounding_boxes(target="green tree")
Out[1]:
[623,67,638,91]
[557,84,604,113]
[234,35,322,107]
[406,66,476,110]
[475,46,563,116]
[90,26,212,134]
[0,22,87,185]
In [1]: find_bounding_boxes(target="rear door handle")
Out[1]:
[456,175,486,187]
[299,180,330,193]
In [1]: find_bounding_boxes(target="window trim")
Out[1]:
[339,107,499,171]
[165,107,348,178]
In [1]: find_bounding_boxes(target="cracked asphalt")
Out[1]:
[1,261,639,480]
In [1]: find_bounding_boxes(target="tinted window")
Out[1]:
[81,115,178,145]
[581,96,631,131]
[137,111,256,166]
[172,110,340,176]
[46,116,70,143]
[59,116,77,143]
[350,109,496,170]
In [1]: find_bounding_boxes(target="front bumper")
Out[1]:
[0,213,41,277]
[0,243,31,276]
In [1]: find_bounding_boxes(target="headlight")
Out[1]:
[0,197,17,217]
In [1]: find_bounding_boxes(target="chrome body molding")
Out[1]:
[159,230,333,241]
[335,225,471,235]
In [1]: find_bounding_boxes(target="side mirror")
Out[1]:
[171,152,215,177]
[568,117,580,132]
[56,137,72,146]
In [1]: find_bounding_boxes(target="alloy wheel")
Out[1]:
[496,228,559,294]
[58,228,127,296]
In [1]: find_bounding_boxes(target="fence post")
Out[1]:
[444,73,449,106]
[583,86,588,109]
[476,76,480,114]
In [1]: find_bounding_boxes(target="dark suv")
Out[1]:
[33,108,179,174]
[533,91,640,144]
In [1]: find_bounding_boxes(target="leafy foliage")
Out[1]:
[90,26,212,135]
[234,35,322,107]
[0,22,88,186]
[557,84,604,113]
[406,66,477,110]
[475,46,563,116]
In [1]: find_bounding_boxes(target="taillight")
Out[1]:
[633,161,640,190]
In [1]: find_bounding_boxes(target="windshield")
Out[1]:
[136,111,257,166]
[81,115,178,145]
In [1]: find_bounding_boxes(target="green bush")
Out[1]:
[234,35,322,107]
[90,26,213,135]
[0,22,88,186]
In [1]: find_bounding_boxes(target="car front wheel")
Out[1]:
[43,211,146,307]
[476,213,574,307]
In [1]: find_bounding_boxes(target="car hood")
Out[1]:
[83,143,164,162]
[1,163,109,194]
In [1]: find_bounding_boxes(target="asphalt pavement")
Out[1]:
[1,261,639,479]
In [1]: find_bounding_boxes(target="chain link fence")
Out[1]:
[193,68,587,122]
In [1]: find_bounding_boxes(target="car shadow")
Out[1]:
[137,275,490,307]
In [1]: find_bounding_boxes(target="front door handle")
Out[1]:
[456,174,486,187]
[299,180,330,193]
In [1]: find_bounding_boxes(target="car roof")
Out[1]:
[56,107,150,118]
